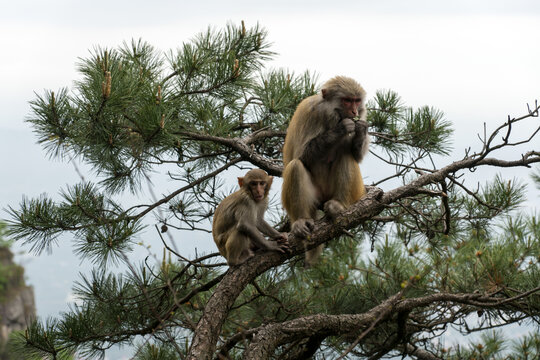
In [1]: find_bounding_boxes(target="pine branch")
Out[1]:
[176,130,284,175]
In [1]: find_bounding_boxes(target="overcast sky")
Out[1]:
[1,1,539,358]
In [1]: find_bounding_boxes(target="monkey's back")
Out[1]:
[282,95,328,165]
[212,191,257,251]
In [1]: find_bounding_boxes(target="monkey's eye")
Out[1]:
[249,181,266,187]
[343,97,362,104]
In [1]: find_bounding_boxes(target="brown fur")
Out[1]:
[213,169,288,266]
[281,76,369,265]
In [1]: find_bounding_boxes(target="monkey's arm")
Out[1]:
[351,119,370,162]
[237,218,286,252]
[258,219,289,249]
[299,121,349,169]
[257,219,286,240]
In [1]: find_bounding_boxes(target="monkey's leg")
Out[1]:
[331,158,366,207]
[282,159,324,265]
[282,159,318,237]
[322,158,355,219]
[225,231,254,266]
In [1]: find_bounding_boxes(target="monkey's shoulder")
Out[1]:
[293,95,323,119]
[216,191,259,219]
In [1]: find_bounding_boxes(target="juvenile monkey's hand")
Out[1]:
[274,232,289,244]
[267,238,289,253]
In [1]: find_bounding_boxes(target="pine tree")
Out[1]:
[6,22,540,359]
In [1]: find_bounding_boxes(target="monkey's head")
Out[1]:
[321,76,366,120]
[238,169,273,203]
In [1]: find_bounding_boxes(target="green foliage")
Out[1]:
[0,259,24,303]
[533,166,540,190]
[134,343,184,360]
[0,222,10,248]
[367,89,453,156]
[9,319,76,360]
[7,183,142,266]
[443,331,539,359]
[0,223,25,303]
[26,24,284,194]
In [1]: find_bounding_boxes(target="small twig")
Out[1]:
[440,180,450,235]
[129,157,242,219]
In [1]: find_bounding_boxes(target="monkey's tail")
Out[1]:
[305,245,324,266]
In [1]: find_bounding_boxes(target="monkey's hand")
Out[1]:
[352,119,370,162]
[354,119,368,136]
[291,218,315,238]
[340,118,356,136]
[273,232,289,244]
[266,238,289,253]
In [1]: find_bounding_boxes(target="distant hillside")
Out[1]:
[0,246,35,360]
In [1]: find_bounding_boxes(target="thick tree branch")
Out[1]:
[244,291,405,359]
[243,289,540,359]
[177,130,284,176]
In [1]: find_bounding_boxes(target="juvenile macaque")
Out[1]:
[213,169,289,266]
[281,76,369,265]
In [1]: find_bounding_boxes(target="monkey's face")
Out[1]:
[248,180,267,202]
[340,97,363,118]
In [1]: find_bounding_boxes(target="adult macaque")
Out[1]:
[281,76,369,265]
[213,169,289,266]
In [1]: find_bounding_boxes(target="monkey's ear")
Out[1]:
[264,176,274,196]
[321,88,328,100]
[237,177,244,188]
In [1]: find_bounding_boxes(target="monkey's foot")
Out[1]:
[227,249,254,266]
[291,218,315,238]
[323,200,345,219]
